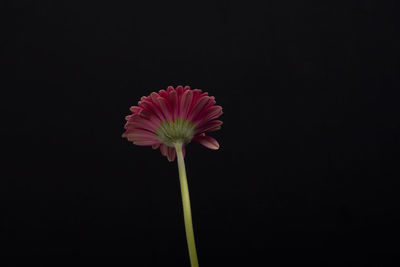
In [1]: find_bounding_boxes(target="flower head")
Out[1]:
[122,85,223,161]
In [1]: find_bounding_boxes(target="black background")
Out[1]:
[1,1,399,266]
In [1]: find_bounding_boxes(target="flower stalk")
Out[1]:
[175,142,199,267]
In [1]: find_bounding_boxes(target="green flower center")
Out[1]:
[155,118,195,147]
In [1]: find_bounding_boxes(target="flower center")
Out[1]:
[155,118,195,147]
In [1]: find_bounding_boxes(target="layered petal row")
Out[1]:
[122,85,223,161]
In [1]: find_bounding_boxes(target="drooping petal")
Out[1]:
[160,144,168,157]
[167,147,176,162]
[193,135,220,150]
[152,144,160,150]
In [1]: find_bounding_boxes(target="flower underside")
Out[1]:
[122,85,222,161]
[155,118,195,147]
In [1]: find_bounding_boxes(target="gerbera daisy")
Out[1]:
[122,85,223,161]
[122,85,222,267]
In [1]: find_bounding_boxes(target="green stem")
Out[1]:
[175,142,199,267]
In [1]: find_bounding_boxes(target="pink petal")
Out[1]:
[167,147,176,162]
[168,90,178,120]
[129,106,142,114]
[176,85,185,97]
[191,96,216,122]
[160,144,168,156]
[124,128,155,136]
[157,97,173,122]
[125,116,159,131]
[150,92,161,105]
[191,89,203,102]
[124,135,156,144]
[124,121,155,132]
[148,93,171,121]
[187,89,204,116]
[197,106,223,125]
[138,100,163,120]
[124,133,158,144]
[133,140,160,146]
[179,90,193,118]
[193,135,220,150]
[182,145,186,158]
[123,129,158,144]
[167,86,174,93]
[187,96,211,121]
[158,89,169,99]
[138,109,162,125]
[195,120,223,134]
[205,96,215,109]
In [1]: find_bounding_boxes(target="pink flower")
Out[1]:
[122,85,223,161]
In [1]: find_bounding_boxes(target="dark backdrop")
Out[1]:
[1,1,399,266]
